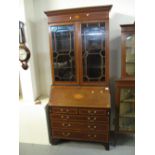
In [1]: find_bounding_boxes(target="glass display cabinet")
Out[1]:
[45,5,112,150]
[115,80,135,134]
[120,23,135,79]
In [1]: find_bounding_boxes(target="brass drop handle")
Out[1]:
[88,117,96,121]
[62,132,70,136]
[94,126,96,129]
[61,115,69,119]
[88,110,96,114]
[88,134,96,138]
[62,123,71,127]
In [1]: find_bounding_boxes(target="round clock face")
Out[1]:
[19,48,27,61]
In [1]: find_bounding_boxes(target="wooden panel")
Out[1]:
[49,86,111,108]
[50,114,109,122]
[120,24,135,32]
[116,79,135,87]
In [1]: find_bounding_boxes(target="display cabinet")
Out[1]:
[120,23,135,79]
[115,80,135,134]
[45,5,112,150]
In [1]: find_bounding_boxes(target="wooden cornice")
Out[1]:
[45,5,112,16]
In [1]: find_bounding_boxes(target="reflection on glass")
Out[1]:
[125,34,135,76]
[119,88,135,132]
[81,23,105,81]
[50,25,76,81]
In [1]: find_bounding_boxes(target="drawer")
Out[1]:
[86,133,109,142]
[51,107,78,114]
[47,12,108,23]
[79,108,109,115]
[51,114,109,122]
[52,130,109,142]
[52,121,109,132]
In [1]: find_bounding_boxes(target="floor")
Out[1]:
[19,134,134,155]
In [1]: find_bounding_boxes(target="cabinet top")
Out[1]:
[45,5,112,16]
[120,23,135,32]
[49,86,111,108]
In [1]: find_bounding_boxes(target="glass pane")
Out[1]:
[119,88,135,132]
[119,117,135,132]
[50,25,76,81]
[81,23,105,82]
[125,34,135,76]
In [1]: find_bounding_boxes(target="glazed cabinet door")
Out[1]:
[115,80,135,134]
[49,24,78,84]
[124,33,135,77]
[121,24,135,79]
[119,87,135,132]
[80,22,109,85]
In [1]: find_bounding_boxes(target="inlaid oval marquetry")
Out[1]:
[73,94,84,99]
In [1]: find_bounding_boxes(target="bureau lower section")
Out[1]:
[47,106,110,150]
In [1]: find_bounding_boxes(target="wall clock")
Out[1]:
[19,21,31,70]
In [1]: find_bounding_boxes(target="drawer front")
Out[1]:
[51,114,109,122]
[47,12,108,23]
[52,107,78,114]
[52,121,109,132]
[52,130,109,142]
[79,108,109,115]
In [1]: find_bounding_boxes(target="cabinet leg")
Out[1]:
[51,138,60,145]
[104,143,109,151]
[114,132,117,146]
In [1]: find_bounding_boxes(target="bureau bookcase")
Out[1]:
[45,5,112,150]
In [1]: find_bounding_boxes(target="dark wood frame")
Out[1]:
[45,5,112,86]
[120,23,135,79]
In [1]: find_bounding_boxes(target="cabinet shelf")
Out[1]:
[119,128,135,132]
[119,112,135,118]
[126,61,134,64]
[121,98,135,103]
